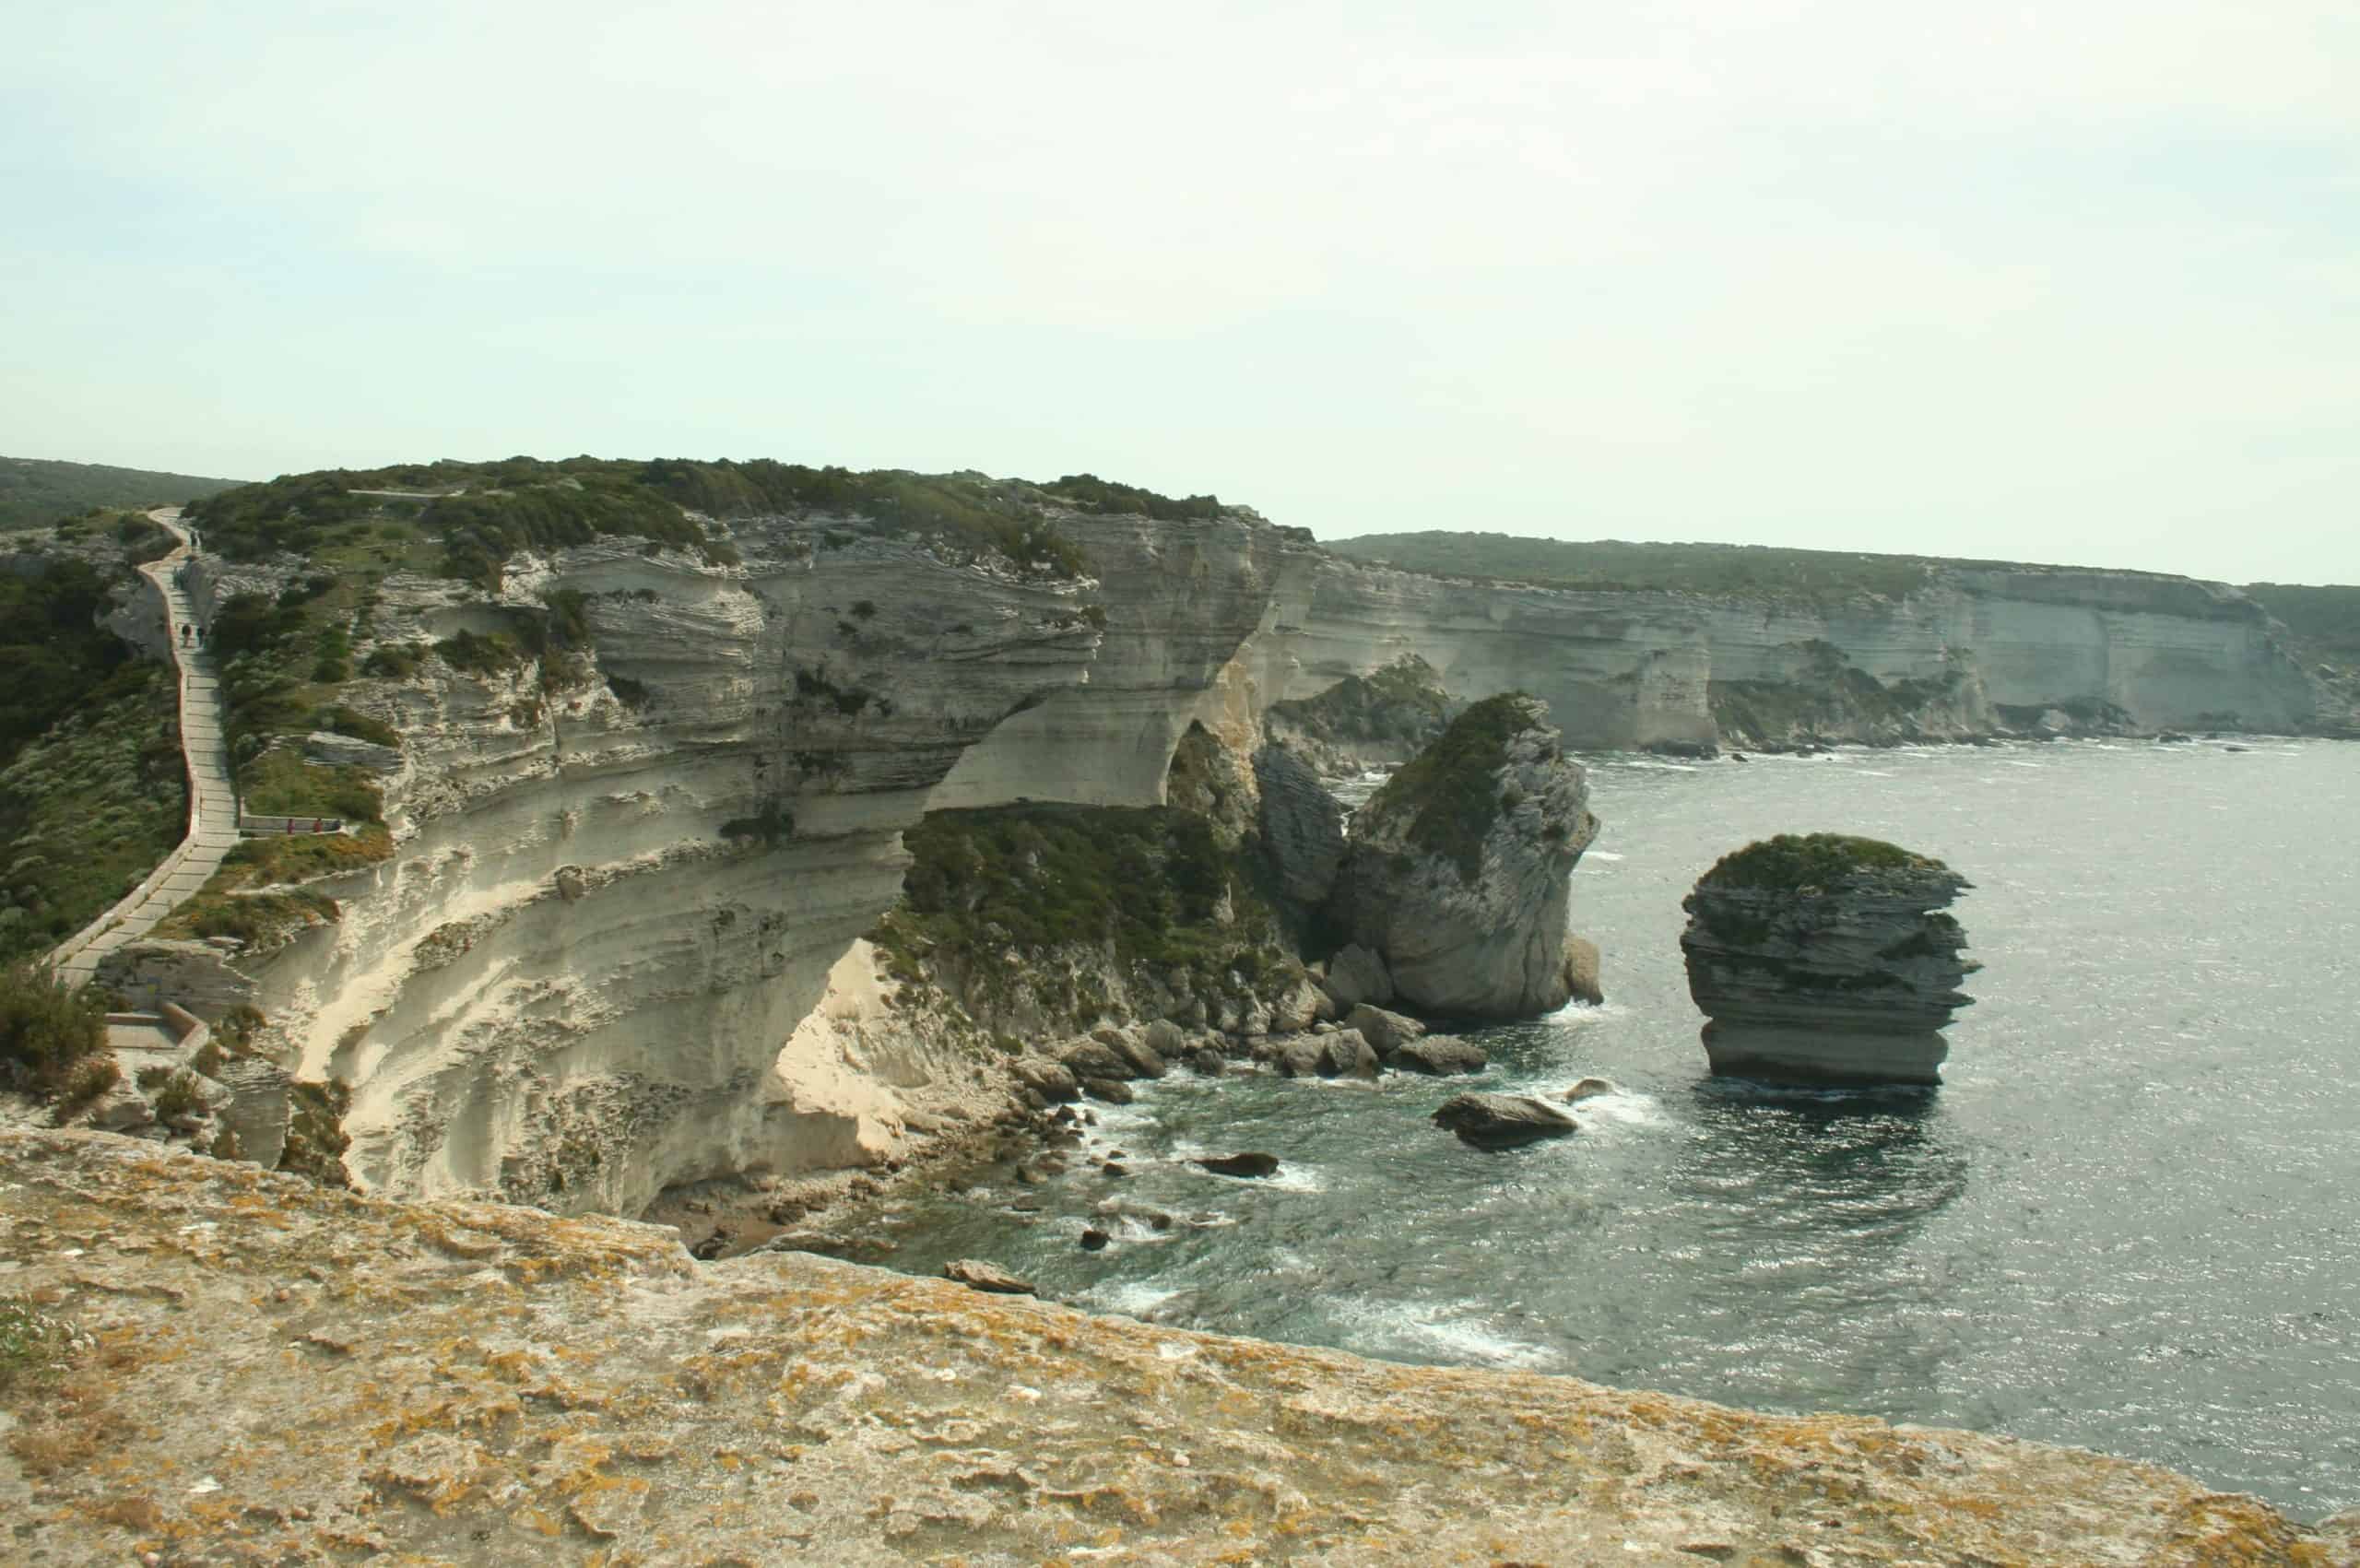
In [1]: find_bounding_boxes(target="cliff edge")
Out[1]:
[1,1129,2343,1566]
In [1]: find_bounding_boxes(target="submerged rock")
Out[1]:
[1562,1077,1616,1102]
[1680,833,1977,1086]
[1432,1092,1578,1149]
[1195,1151,1280,1179]
[1328,694,1601,1019]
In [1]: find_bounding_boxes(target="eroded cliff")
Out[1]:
[87,464,2340,1228]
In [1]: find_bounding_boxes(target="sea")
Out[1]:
[865,739,2360,1517]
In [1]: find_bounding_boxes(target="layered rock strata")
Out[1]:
[7,1128,2342,1568]
[1257,550,2327,749]
[1328,694,1601,1018]
[1681,833,1977,1085]
[118,475,2332,1223]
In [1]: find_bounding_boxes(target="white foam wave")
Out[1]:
[1336,1299,1559,1370]
[1088,1280,1182,1318]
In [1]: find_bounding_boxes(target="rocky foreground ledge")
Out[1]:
[3,1132,2348,1567]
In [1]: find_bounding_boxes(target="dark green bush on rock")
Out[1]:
[1361,693,1548,884]
[0,964,109,1096]
[1696,833,1944,893]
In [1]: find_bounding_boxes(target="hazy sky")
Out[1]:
[6,2,2355,581]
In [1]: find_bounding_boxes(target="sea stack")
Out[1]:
[1680,833,1976,1085]
[1328,693,1601,1019]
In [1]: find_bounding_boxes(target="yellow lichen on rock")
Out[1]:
[1,1127,2352,1567]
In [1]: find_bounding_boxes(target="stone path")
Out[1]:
[51,510,242,984]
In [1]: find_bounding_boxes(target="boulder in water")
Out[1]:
[1343,1003,1425,1056]
[1561,1077,1615,1103]
[1195,1152,1281,1179]
[1389,1035,1487,1076]
[1061,1040,1139,1081]
[1081,1077,1136,1105]
[1316,1029,1382,1080]
[944,1259,1036,1295]
[1012,1059,1081,1103]
[1431,1093,1578,1149]
[1680,834,1976,1086]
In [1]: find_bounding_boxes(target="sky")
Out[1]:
[4,2,2355,583]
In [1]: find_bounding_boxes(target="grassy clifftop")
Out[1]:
[187,457,1233,590]
[1697,833,1948,893]
[0,455,243,533]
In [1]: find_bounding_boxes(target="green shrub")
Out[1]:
[0,658,186,962]
[432,629,525,674]
[313,704,401,749]
[0,964,109,1095]
[150,1070,203,1123]
[57,1054,121,1112]
[280,1078,353,1186]
[719,802,796,845]
[361,645,422,678]
[1363,693,1544,883]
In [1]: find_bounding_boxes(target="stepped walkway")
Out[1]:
[51,510,242,986]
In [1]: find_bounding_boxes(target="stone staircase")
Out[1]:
[49,511,242,984]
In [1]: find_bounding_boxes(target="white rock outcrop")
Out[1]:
[1328,694,1600,1019]
[1680,833,1977,1085]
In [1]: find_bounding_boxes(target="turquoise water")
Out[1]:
[870,740,2360,1516]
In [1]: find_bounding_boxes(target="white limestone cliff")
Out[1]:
[154,495,2330,1220]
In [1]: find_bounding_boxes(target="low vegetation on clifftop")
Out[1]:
[870,800,1298,1032]
[1362,692,1552,883]
[0,454,242,533]
[1697,832,1949,892]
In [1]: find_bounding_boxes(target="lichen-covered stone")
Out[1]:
[1,1129,2339,1567]
[1681,833,1977,1085]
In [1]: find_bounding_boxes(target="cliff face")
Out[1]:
[126,487,2334,1220]
[1251,554,2325,750]
[150,511,1298,1219]
[4,1128,2343,1568]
